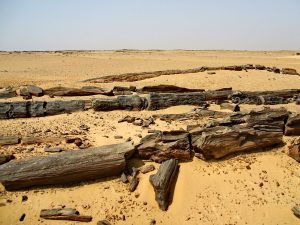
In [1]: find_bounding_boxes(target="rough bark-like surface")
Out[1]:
[0,154,15,165]
[155,109,229,122]
[19,85,44,97]
[40,208,92,222]
[137,85,205,93]
[0,142,134,190]
[136,131,191,163]
[288,138,300,162]
[45,100,86,115]
[93,96,147,111]
[0,136,20,146]
[192,125,283,159]
[149,159,179,211]
[231,89,300,105]
[44,86,113,97]
[21,136,64,145]
[0,88,17,99]
[285,114,300,136]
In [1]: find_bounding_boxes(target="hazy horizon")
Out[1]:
[1,0,300,51]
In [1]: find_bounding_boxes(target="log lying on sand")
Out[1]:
[0,136,20,146]
[136,131,191,163]
[191,125,283,159]
[44,86,113,97]
[285,114,300,136]
[231,89,300,105]
[0,87,17,99]
[154,108,229,122]
[19,85,44,97]
[82,64,298,83]
[93,95,148,111]
[0,100,87,119]
[40,208,92,222]
[149,159,179,211]
[136,85,205,93]
[0,142,134,190]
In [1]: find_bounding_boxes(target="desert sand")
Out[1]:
[0,50,300,225]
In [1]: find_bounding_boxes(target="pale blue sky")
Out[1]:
[0,0,299,51]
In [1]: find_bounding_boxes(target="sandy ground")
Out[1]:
[0,50,300,225]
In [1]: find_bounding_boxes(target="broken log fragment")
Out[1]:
[0,142,134,190]
[0,136,20,146]
[191,124,283,159]
[0,87,17,99]
[0,154,15,165]
[18,85,44,97]
[136,85,205,93]
[44,86,113,97]
[285,114,300,136]
[282,68,299,75]
[93,96,147,111]
[220,103,240,112]
[136,130,191,163]
[40,208,92,222]
[288,138,300,162]
[149,159,179,211]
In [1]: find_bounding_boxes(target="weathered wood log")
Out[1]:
[0,88,17,99]
[93,96,147,111]
[40,208,92,222]
[231,89,300,105]
[285,114,300,136]
[288,138,300,162]
[136,131,191,163]
[191,125,283,159]
[21,136,64,145]
[44,86,113,97]
[0,154,15,165]
[154,109,229,122]
[112,86,136,95]
[45,100,86,115]
[220,103,240,112]
[0,136,20,146]
[0,142,134,190]
[137,85,205,93]
[149,159,179,211]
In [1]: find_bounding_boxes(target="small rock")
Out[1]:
[129,177,139,192]
[259,182,264,187]
[150,219,156,225]
[133,119,143,126]
[97,220,111,225]
[114,135,123,139]
[137,134,142,138]
[246,165,251,170]
[74,138,83,147]
[207,72,216,75]
[19,213,26,221]
[120,172,128,183]
[143,201,148,205]
[44,147,64,153]
[292,206,300,219]
[140,164,155,174]
[22,195,28,202]
[134,192,140,198]
[79,124,90,131]
[126,137,132,142]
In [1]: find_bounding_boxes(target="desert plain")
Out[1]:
[0,50,300,225]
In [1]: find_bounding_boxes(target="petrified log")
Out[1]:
[147,92,207,110]
[136,130,191,163]
[149,159,179,211]
[0,136,20,146]
[0,154,15,165]
[0,100,87,119]
[44,86,113,97]
[18,85,44,97]
[285,114,300,136]
[93,96,147,111]
[0,142,134,190]
[112,86,136,95]
[155,109,229,122]
[0,87,17,99]
[288,138,300,162]
[191,125,283,159]
[40,208,92,222]
[137,85,205,93]
[21,136,64,145]
[220,103,240,112]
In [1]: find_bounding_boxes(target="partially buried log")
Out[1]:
[0,155,15,165]
[44,86,113,97]
[285,114,300,136]
[0,87,17,99]
[149,159,179,211]
[0,136,20,146]
[40,208,92,222]
[136,85,205,93]
[93,95,147,111]
[0,142,134,190]
[191,124,283,159]
[136,130,191,163]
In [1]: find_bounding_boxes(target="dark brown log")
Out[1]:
[40,208,92,222]
[0,154,15,165]
[44,86,113,97]
[0,136,20,146]
[0,88,17,99]
[0,142,134,190]
[191,125,283,159]
[288,138,300,162]
[220,103,240,112]
[136,131,191,163]
[149,159,179,211]
[93,96,147,111]
[285,114,300,136]
[154,109,229,122]
[137,85,205,93]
